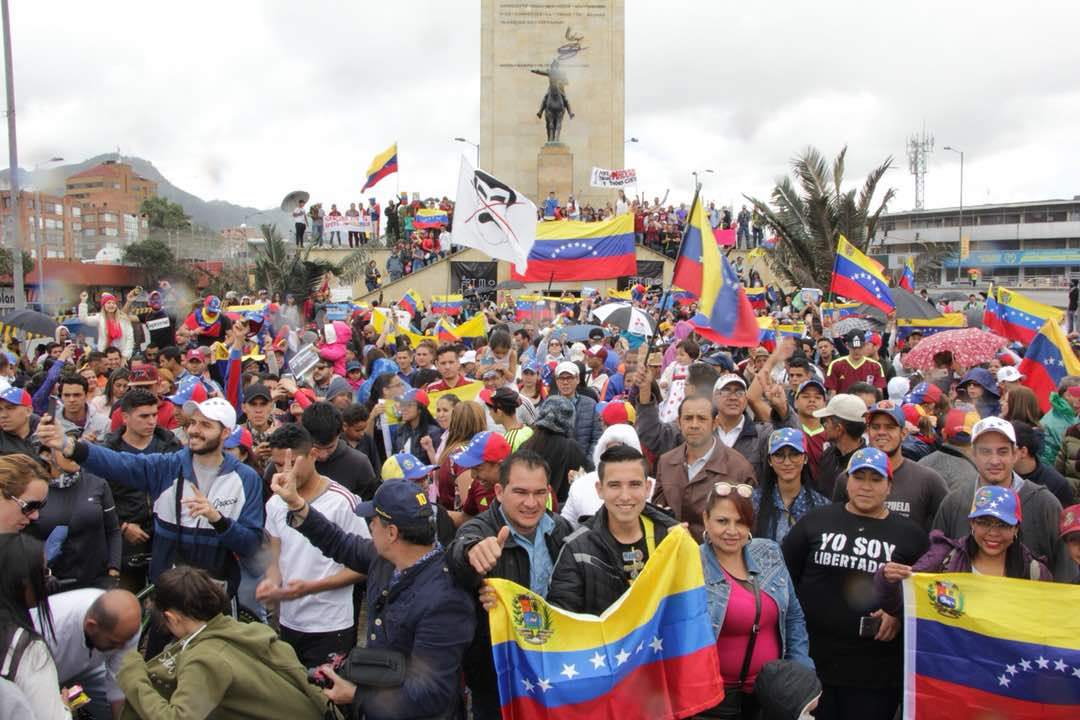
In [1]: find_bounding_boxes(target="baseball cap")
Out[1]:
[971,416,1016,445]
[555,361,579,377]
[1059,504,1080,538]
[481,367,501,381]
[461,350,477,364]
[585,344,608,361]
[0,386,31,407]
[381,453,438,482]
[588,327,605,340]
[346,360,363,373]
[768,428,805,455]
[168,376,209,406]
[204,295,222,314]
[887,376,910,403]
[713,374,747,392]
[399,388,429,407]
[224,426,253,450]
[865,400,905,428]
[182,397,237,431]
[185,348,207,363]
[753,347,770,358]
[846,447,891,479]
[942,408,980,443]
[600,400,636,426]
[482,386,521,409]
[520,361,541,375]
[128,363,159,386]
[812,393,868,422]
[243,384,272,403]
[968,485,1021,526]
[796,379,827,397]
[846,332,864,349]
[906,381,943,405]
[451,431,511,468]
[354,480,434,528]
[996,366,1024,383]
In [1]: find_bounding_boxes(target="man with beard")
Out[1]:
[36,396,264,606]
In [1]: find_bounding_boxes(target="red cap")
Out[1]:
[1061,504,1080,538]
[1067,386,1080,399]
[943,408,980,442]
[601,400,637,426]
[185,348,207,363]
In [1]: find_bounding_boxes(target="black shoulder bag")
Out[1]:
[729,577,763,712]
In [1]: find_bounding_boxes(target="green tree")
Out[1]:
[140,196,190,230]
[253,224,334,300]
[0,248,36,277]
[746,146,895,290]
[122,237,192,287]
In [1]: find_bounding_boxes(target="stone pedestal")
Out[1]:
[537,144,574,206]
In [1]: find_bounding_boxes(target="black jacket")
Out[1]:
[546,503,678,615]
[104,426,183,532]
[446,501,574,698]
[0,415,40,460]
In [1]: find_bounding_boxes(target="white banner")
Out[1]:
[324,214,372,234]
[590,167,638,188]
[452,157,537,274]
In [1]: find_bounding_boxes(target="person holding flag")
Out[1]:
[899,256,916,292]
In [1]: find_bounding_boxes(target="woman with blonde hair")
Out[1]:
[78,289,135,359]
[434,400,487,511]
[0,454,50,534]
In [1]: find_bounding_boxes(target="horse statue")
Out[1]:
[532,57,574,144]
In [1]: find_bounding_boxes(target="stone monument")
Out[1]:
[480,0,625,208]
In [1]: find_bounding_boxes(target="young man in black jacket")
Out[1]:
[546,445,679,615]
[447,450,574,720]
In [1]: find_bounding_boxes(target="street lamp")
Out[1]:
[691,168,713,194]
[943,146,964,282]
[624,137,639,144]
[454,137,479,166]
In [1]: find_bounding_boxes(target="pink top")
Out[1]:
[715,567,782,692]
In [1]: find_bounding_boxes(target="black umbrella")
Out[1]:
[855,288,942,321]
[0,309,58,337]
[496,279,525,290]
[935,290,972,303]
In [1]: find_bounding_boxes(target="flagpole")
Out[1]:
[660,183,701,316]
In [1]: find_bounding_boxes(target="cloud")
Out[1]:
[5,0,1080,218]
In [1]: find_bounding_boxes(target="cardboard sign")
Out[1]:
[288,343,319,378]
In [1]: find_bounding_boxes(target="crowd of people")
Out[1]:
[1,279,1078,720]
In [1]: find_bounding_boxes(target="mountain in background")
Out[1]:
[0,154,292,231]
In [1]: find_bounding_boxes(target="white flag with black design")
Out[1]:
[452,156,536,273]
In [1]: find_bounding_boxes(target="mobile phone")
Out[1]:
[47,396,58,420]
[859,615,882,639]
[66,684,90,710]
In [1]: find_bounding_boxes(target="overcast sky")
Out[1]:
[8,1,1080,214]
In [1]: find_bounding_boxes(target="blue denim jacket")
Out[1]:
[699,539,814,669]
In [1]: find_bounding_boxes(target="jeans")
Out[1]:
[294,223,306,247]
[737,227,750,248]
[816,684,899,720]
[329,230,342,246]
[279,625,356,669]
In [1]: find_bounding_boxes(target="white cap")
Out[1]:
[555,360,580,377]
[971,416,1016,445]
[997,366,1024,383]
[461,350,477,364]
[183,397,237,431]
[812,393,868,423]
[887,376,910,403]
[713,374,747,392]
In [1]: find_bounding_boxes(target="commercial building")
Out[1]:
[875,198,1080,287]
[0,190,80,259]
[64,160,155,259]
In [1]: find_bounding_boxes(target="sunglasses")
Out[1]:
[713,482,753,499]
[4,492,47,516]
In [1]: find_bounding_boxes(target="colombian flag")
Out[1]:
[434,317,459,343]
[397,289,423,317]
[830,236,895,313]
[1019,319,1080,413]
[903,572,1080,720]
[511,214,636,282]
[489,530,722,720]
[360,142,398,193]
[899,255,916,292]
[745,287,767,310]
[431,294,464,316]
[414,208,449,229]
[983,285,1064,345]
[896,313,967,340]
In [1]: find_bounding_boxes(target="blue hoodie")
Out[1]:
[71,441,263,595]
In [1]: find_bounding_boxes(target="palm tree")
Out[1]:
[745,146,895,290]
[253,223,335,300]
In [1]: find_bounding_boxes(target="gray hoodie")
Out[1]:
[932,474,1076,582]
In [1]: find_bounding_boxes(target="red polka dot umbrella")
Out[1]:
[902,327,1009,372]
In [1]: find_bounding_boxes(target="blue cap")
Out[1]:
[354,480,434,527]
[768,428,805,455]
[520,360,542,374]
[865,401,905,428]
[399,388,429,407]
[346,360,363,373]
[223,426,252,450]
[168,375,209,405]
[796,379,827,397]
[382,453,438,481]
[0,385,31,407]
[451,431,511,469]
[968,485,1021,526]
[846,447,891,478]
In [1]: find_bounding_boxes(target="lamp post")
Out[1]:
[453,137,479,166]
[2,0,24,309]
[691,168,713,194]
[943,146,964,283]
[624,137,639,144]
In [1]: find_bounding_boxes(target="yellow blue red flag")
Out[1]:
[830,236,895,313]
[488,530,723,720]
[899,255,916,292]
[983,285,1065,344]
[454,312,488,340]
[896,313,966,340]
[903,572,1080,719]
[361,142,398,193]
[431,294,464,316]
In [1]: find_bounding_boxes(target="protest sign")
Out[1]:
[589,166,638,188]
[289,343,319,378]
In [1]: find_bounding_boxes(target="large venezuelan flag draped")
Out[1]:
[903,572,1080,720]
[896,313,966,340]
[511,214,636,282]
[983,285,1064,344]
[431,294,464,315]
[489,530,723,720]
[830,236,895,313]
[1018,319,1080,413]
[360,142,398,193]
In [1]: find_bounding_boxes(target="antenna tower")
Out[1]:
[907,127,934,210]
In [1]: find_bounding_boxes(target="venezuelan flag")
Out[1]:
[434,317,459,343]
[983,285,1064,345]
[397,289,423,317]
[761,236,778,250]
[431,294,464,316]
[1018,319,1080,413]
[607,288,633,301]
[746,287,767,310]
[903,572,1080,720]
[899,255,916,292]
[489,530,722,720]
[360,142,398,193]
[516,296,552,321]
[830,236,895,313]
[692,194,759,347]
[512,214,636,282]
[897,313,966,340]
[414,208,448,229]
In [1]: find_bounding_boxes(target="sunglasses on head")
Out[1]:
[4,492,46,516]
[713,482,753,499]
